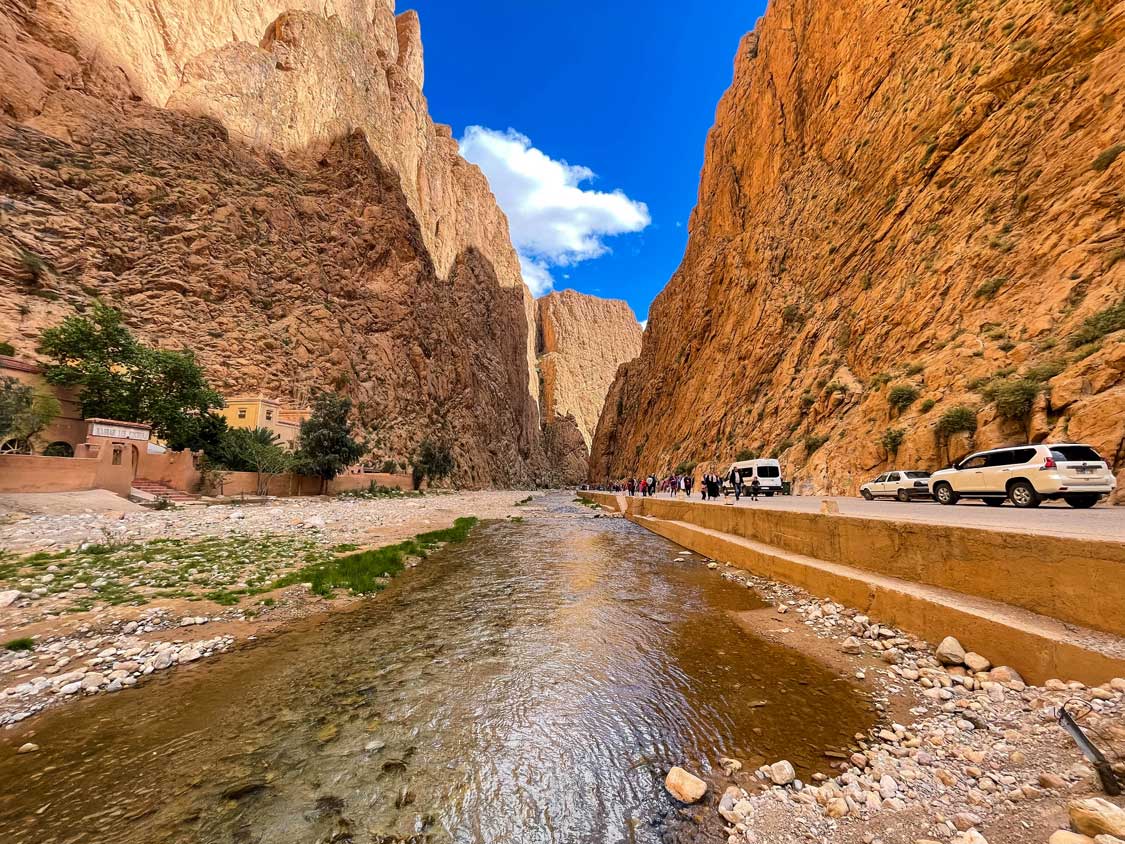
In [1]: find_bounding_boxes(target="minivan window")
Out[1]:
[756,466,780,478]
[1051,445,1103,462]
[904,471,930,479]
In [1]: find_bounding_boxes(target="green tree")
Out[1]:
[294,392,365,492]
[0,377,59,452]
[413,439,455,490]
[37,302,222,444]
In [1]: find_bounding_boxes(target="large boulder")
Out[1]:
[936,636,967,666]
[1070,799,1125,839]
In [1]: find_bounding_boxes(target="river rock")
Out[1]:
[665,766,707,803]
[0,590,20,608]
[936,637,966,666]
[841,637,864,654]
[768,760,796,785]
[1070,798,1125,838]
[17,742,39,753]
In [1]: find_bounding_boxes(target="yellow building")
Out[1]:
[219,395,309,449]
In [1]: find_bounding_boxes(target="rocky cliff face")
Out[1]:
[536,291,643,486]
[591,0,1125,499]
[0,0,543,485]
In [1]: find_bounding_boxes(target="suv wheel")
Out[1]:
[896,489,911,503]
[861,489,874,501]
[1008,480,1041,509]
[1064,494,1100,509]
[934,482,958,506]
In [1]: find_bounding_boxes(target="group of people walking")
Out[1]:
[622,468,763,502]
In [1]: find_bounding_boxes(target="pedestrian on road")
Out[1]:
[729,467,742,502]
[627,477,636,496]
[750,477,761,501]
[686,474,695,498]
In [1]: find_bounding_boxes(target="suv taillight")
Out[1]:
[1042,456,1056,470]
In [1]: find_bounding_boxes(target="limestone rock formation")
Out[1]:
[537,290,642,485]
[0,0,544,485]
[591,0,1125,499]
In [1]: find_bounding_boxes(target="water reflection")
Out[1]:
[0,495,874,843]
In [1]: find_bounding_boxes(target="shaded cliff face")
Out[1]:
[536,291,642,486]
[0,1,544,486]
[591,0,1125,498]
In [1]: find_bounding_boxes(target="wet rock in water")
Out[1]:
[719,756,742,775]
[768,760,796,785]
[17,742,39,753]
[1070,798,1125,838]
[665,766,708,803]
[936,636,966,666]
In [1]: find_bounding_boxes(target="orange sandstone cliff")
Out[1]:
[0,0,544,485]
[591,0,1125,499]
[537,290,642,485]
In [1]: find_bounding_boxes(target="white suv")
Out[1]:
[860,470,932,502]
[929,443,1116,509]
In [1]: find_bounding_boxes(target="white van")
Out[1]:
[723,459,783,496]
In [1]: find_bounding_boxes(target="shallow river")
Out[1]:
[0,495,874,844]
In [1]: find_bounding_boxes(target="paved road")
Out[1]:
[624,492,1125,542]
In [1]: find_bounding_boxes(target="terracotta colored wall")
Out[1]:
[137,449,201,491]
[205,472,415,497]
[581,492,1125,640]
[0,443,134,497]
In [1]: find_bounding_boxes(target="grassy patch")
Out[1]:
[1092,144,1125,172]
[4,637,35,652]
[1069,296,1125,348]
[273,517,479,597]
[888,384,920,412]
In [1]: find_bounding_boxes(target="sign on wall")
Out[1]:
[89,423,150,442]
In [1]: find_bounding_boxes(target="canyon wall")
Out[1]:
[591,0,1125,499]
[537,291,643,486]
[0,0,544,485]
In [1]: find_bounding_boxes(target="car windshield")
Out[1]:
[756,466,780,478]
[1050,445,1103,462]
[904,471,930,478]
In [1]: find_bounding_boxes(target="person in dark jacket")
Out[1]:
[729,467,742,501]
[749,477,761,501]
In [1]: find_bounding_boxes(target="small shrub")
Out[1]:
[888,384,920,411]
[824,382,846,395]
[675,460,698,475]
[1069,295,1125,348]
[771,439,794,459]
[0,341,14,356]
[982,378,1040,420]
[880,427,906,455]
[800,392,816,411]
[975,277,1006,299]
[1030,357,1062,382]
[870,372,892,389]
[920,399,936,413]
[380,460,399,474]
[782,303,805,326]
[936,406,978,439]
[1091,144,1125,172]
[905,362,925,376]
[4,637,34,652]
[734,449,756,462]
[804,434,830,455]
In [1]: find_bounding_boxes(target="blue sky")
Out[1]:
[405,0,764,323]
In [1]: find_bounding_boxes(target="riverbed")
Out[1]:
[0,495,875,843]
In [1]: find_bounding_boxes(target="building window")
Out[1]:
[112,447,123,466]
[238,408,247,419]
[265,409,273,421]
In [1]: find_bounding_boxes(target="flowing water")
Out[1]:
[0,495,874,844]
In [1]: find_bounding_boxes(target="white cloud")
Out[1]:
[459,126,650,296]
[639,320,648,331]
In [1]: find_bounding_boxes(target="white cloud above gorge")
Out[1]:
[459,126,650,296]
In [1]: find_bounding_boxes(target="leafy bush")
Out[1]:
[936,406,977,440]
[919,399,936,413]
[824,382,846,395]
[1092,144,1125,172]
[674,461,698,475]
[804,434,829,454]
[870,372,892,389]
[293,392,365,489]
[905,362,925,376]
[880,428,906,455]
[888,384,919,411]
[4,637,34,652]
[799,392,815,411]
[1068,295,1125,348]
[782,303,805,326]
[1024,359,1065,382]
[975,277,1006,299]
[0,341,14,356]
[981,378,1040,420]
[413,439,455,490]
[734,449,756,462]
[380,459,399,474]
[0,376,59,447]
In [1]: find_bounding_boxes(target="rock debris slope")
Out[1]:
[537,290,642,485]
[591,0,1125,497]
[0,0,545,485]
